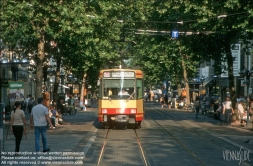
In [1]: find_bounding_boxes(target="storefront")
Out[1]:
[217,78,229,102]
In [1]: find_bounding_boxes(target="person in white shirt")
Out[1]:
[237,101,246,126]
[223,97,234,126]
[79,99,86,111]
[118,88,129,95]
[30,98,53,152]
[10,101,26,153]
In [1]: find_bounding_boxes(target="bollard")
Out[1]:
[3,107,5,124]
[0,103,5,151]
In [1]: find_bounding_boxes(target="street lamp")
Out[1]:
[0,54,30,81]
[47,66,55,77]
[239,66,253,127]
[213,75,219,94]
[67,73,74,82]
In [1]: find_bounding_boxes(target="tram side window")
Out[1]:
[136,79,143,99]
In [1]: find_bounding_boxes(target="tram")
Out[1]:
[98,68,144,128]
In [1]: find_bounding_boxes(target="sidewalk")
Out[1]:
[2,108,98,166]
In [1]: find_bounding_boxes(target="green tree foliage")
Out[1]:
[1,0,253,106]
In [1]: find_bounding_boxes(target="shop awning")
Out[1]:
[202,79,213,87]
[60,84,70,89]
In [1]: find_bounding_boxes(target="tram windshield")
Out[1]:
[102,79,135,100]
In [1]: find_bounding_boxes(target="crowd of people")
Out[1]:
[145,88,251,127]
[9,93,89,154]
[213,96,250,126]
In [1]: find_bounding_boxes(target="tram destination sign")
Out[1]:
[103,71,135,78]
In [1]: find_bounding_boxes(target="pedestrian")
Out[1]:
[49,105,57,128]
[10,101,26,154]
[150,90,154,102]
[30,97,53,152]
[79,99,86,111]
[194,96,200,119]
[25,95,30,113]
[237,101,246,126]
[160,95,165,108]
[164,94,169,107]
[223,97,234,126]
[28,97,35,113]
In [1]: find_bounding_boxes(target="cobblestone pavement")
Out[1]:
[1,103,252,166]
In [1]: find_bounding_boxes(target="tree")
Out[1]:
[1,0,97,102]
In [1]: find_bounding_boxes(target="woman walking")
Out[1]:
[194,96,200,119]
[160,95,165,108]
[10,101,26,154]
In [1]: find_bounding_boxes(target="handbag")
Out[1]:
[55,112,59,117]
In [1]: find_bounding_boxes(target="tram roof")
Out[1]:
[100,68,142,73]
[99,68,143,78]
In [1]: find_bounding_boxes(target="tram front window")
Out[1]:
[102,79,135,100]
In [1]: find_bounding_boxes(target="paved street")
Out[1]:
[1,103,253,166]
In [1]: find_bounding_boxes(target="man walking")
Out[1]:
[30,97,53,152]
[223,97,234,126]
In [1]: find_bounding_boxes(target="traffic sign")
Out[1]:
[1,79,8,87]
[172,31,178,38]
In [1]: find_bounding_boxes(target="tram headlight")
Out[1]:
[130,109,136,113]
[102,109,107,113]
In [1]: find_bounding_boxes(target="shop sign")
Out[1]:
[9,81,23,89]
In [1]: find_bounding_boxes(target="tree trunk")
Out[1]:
[182,59,190,105]
[80,72,87,101]
[225,42,236,109]
[35,34,45,103]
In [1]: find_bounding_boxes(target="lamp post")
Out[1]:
[49,78,54,104]
[67,73,74,95]
[60,72,65,93]
[213,75,219,94]
[193,78,196,101]
[239,67,253,127]
[47,66,55,104]
[200,76,205,96]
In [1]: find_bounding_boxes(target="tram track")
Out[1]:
[159,109,253,156]
[96,128,148,166]
[96,129,110,166]
[134,129,148,166]
[146,108,252,166]
[146,112,207,166]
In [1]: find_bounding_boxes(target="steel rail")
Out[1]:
[146,113,207,166]
[96,129,110,166]
[134,129,148,166]
[155,109,252,166]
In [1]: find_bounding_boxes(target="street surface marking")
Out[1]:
[82,136,96,160]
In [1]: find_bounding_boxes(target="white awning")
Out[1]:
[59,84,70,89]
[202,79,213,87]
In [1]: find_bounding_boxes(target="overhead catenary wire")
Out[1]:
[119,11,250,24]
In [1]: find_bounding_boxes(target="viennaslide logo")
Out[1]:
[223,146,250,165]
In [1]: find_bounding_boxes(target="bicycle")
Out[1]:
[91,98,98,104]
[67,105,77,115]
